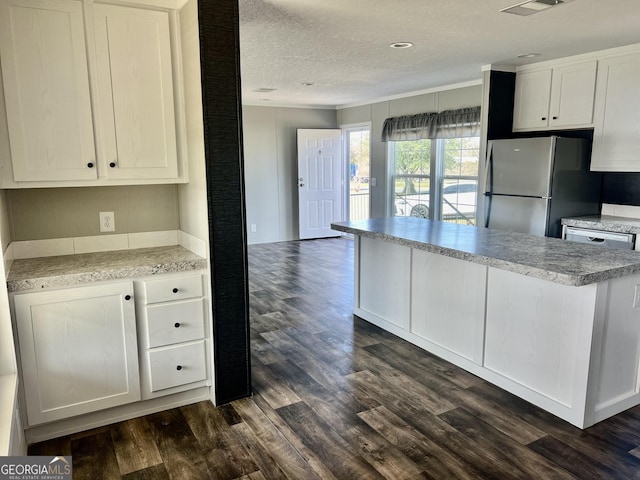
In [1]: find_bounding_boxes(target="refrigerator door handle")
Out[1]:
[484,141,494,228]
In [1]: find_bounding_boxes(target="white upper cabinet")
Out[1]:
[513,60,597,132]
[512,69,552,131]
[92,4,178,180]
[548,61,597,128]
[0,0,186,187]
[0,0,97,182]
[590,52,640,172]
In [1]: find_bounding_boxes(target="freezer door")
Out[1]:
[486,195,550,236]
[488,137,555,197]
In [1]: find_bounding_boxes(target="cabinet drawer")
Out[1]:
[146,298,205,348]
[143,274,203,304]
[148,340,207,392]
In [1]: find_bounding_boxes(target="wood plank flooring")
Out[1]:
[29,237,640,479]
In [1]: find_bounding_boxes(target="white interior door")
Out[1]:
[297,129,343,239]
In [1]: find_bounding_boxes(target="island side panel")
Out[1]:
[356,236,411,331]
[411,249,486,365]
[587,273,640,425]
[484,267,598,426]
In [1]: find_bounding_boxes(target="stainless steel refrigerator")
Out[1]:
[484,136,601,238]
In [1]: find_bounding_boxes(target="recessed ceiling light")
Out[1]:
[254,88,276,93]
[517,53,541,58]
[301,82,314,86]
[501,0,571,16]
[390,42,413,49]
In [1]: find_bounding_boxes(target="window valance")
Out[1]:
[381,106,481,142]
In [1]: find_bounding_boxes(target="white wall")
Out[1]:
[0,190,15,378]
[178,0,208,250]
[337,84,483,218]
[242,85,482,244]
[242,106,337,244]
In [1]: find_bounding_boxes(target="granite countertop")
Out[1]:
[562,215,640,235]
[7,245,207,292]
[332,217,640,287]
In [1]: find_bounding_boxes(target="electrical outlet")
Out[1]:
[99,211,115,232]
[634,284,640,308]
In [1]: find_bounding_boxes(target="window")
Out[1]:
[391,136,480,225]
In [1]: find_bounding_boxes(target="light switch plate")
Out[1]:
[99,212,115,232]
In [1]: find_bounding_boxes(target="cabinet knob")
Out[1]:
[174,322,181,328]
[541,117,547,121]
[172,288,179,293]
[552,116,558,120]
[124,295,131,301]
[109,162,117,168]
[176,365,183,371]
[87,162,94,168]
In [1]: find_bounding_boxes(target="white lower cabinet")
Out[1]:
[13,282,140,426]
[12,271,210,431]
[136,273,209,399]
[147,340,207,392]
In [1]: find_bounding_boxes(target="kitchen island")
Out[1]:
[332,217,640,428]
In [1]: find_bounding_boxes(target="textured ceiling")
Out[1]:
[238,0,640,108]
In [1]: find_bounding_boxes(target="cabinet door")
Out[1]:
[14,282,139,426]
[548,60,597,128]
[0,0,97,182]
[410,250,486,364]
[512,69,552,131]
[92,4,178,180]
[591,52,640,172]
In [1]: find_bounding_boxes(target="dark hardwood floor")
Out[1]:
[30,237,640,479]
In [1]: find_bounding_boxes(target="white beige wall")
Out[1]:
[0,190,15,377]
[178,0,208,246]
[5,186,179,240]
[242,106,337,244]
[337,84,483,218]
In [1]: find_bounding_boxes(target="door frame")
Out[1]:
[341,122,372,221]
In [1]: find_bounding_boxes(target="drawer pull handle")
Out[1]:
[176,365,183,371]
[124,295,131,301]
[172,288,179,293]
[174,322,181,328]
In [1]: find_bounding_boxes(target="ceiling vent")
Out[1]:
[500,0,571,16]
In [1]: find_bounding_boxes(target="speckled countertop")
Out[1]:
[7,245,207,292]
[562,215,640,235]
[332,217,640,287]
